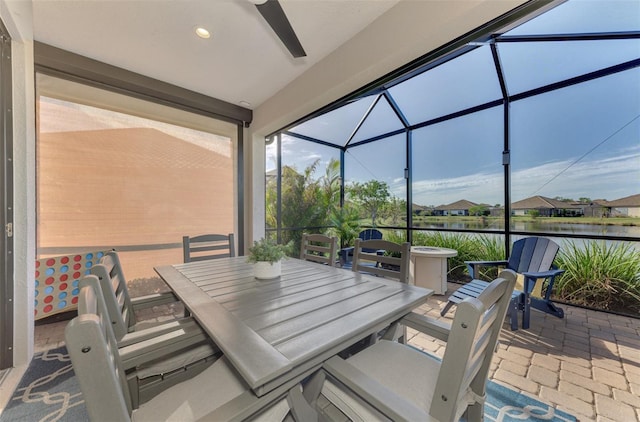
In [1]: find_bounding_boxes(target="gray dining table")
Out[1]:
[155,256,433,397]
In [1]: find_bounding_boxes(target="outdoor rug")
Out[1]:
[1,346,577,422]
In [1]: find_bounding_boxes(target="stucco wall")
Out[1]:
[0,0,35,367]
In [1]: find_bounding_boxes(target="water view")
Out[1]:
[414,218,640,238]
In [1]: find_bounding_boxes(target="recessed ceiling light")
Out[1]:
[239,101,252,108]
[195,27,211,39]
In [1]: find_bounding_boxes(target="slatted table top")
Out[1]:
[155,256,432,396]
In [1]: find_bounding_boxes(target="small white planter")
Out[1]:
[254,260,281,279]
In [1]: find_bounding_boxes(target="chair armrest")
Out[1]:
[464,260,508,267]
[131,291,179,310]
[521,269,565,279]
[401,312,451,342]
[119,321,211,370]
[521,269,565,295]
[118,317,197,347]
[464,260,509,279]
[323,356,427,422]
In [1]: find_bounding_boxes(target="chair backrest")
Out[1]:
[352,239,411,283]
[300,234,338,266]
[90,251,135,340]
[358,229,383,242]
[507,237,560,274]
[183,233,235,263]
[431,269,517,421]
[65,281,133,420]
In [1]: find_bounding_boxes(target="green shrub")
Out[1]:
[422,233,472,276]
[554,240,640,314]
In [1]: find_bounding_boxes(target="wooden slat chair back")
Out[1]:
[359,228,383,242]
[300,234,338,266]
[78,275,222,409]
[67,285,135,420]
[90,251,136,339]
[441,236,564,330]
[310,270,517,422]
[183,233,235,263]
[507,236,559,275]
[90,251,184,342]
[352,238,411,284]
[431,270,516,421]
[67,284,294,421]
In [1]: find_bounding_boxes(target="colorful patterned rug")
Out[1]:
[1,346,576,421]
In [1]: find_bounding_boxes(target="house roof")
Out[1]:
[606,194,640,207]
[435,199,478,211]
[511,195,582,210]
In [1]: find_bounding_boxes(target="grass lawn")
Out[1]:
[408,215,640,226]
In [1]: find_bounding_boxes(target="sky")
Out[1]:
[39,97,232,158]
[266,0,640,207]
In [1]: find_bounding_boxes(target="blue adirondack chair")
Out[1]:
[441,236,565,330]
[339,229,383,268]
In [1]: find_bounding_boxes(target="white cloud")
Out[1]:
[411,151,640,206]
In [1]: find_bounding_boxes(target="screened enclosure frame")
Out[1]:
[265,0,640,254]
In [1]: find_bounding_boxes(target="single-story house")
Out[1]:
[433,199,479,216]
[511,196,584,217]
[606,194,640,218]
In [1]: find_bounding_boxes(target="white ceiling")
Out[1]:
[32,0,400,110]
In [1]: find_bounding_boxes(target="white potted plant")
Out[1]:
[247,238,291,279]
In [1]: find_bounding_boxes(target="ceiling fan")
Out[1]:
[250,0,307,58]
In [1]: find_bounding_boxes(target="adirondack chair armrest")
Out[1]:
[130,291,179,310]
[464,260,509,279]
[521,268,565,295]
[401,312,451,342]
[521,268,565,279]
[323,356,427,422]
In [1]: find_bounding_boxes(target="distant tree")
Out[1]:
[328,204,361,248]
[320,158,341,213]
[579,197,592,203]
[266,160,328,252]
[346,180,390,226]
[528,209,541,218]
[382,196,406,225]
[469,205,490,216]
[554,196,574,202]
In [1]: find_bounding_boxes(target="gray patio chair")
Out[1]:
[352,238,411,344]
[78,275,220,409]
[66,283,296,421]
[303,269,517,422]
[441,236,564,330]
[183,233,235,262]
[90,251,187,342]
[352,238,411,284]
[300,233,338,266]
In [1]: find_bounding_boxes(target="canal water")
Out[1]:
[415,220,640,238]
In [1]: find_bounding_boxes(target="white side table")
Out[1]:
[410,246,458,295]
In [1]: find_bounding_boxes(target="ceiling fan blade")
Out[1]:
[255,0,306,58]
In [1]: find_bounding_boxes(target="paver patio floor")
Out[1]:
[408,282,640,422]
[32,282,640,421]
